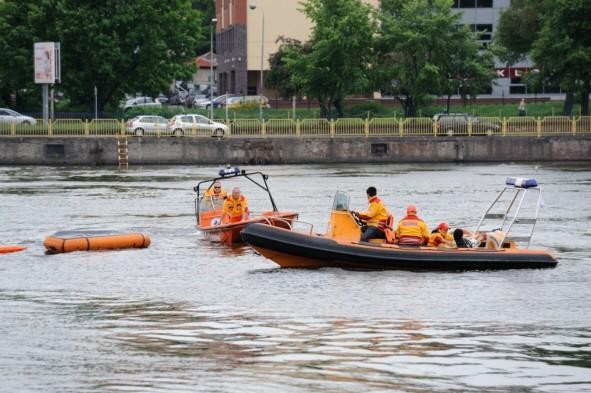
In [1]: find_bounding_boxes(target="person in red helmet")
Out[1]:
[428,221,455,247]
[395,204,430,246]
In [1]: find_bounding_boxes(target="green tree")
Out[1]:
[439,27,496,113]
[493,0,591,115]
[266,38,305,100]
[493,0,543,66]
[283,0,376,118]
[374,0,484,117]
[530,0,591,115]
[192,0,216,54]
[0,0,203,112]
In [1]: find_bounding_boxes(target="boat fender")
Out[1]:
[505,177,538,188]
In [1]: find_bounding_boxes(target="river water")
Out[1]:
[1,163,590,392]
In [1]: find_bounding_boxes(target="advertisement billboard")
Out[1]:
[34,42,61,84]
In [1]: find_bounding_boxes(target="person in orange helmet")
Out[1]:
[220,187,249,223]
[428,222,455,247]
[395,204,430,246]
[353,186,391,242]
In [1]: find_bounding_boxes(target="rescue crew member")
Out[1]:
[395,204,430,246]
[204,181,227,200]
[428,222,455,247]
[220,187,249,223]
[353,186,391,242]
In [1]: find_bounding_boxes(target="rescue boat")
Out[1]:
[194,167,298,245]
[0,245,26,254]
[241,179,558,271]
[44,230,151,254]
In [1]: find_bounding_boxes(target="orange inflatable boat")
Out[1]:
[44,230,150,254]
[0,245,26,254]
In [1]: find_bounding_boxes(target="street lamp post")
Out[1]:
[249,4,264,122]
[210,18,217,120]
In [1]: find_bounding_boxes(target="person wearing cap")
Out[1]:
[220,187,249,224]
[353,186,391,242]
[395,204,430,246]
[204,181,227,200]
[428,222,455,247]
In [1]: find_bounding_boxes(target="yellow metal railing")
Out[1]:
[300,119,331,137]
[89,119,122,136]
[403,118,433,136]
[506,116,537,136]
[368,118,399,136]
[334,118,366,137]
[266,119,297,137]
[2,116,590,138]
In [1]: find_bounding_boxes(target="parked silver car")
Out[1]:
[125,115,169,136]
[433,113,501,136]
[168,114,228,137]
[0,108,37,125]
[121,96,162,111]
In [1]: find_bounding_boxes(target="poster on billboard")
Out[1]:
[34,42,61,84]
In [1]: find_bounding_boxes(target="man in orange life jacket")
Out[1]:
[353,186,390,242]
[395,204,430,246]
[204,180,227,200]
[220,187,249,223]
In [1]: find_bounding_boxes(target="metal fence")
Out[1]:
[1,116,590,138]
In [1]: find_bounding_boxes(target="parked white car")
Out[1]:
[168,114,228,137]
[125,115,169,136]
[121,96,162,111]
[0,108,37,125]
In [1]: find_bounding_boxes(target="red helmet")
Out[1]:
[438,222,449,231]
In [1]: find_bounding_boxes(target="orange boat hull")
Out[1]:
[198,211,298,246]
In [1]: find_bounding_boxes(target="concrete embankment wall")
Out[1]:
[0,136,590,165]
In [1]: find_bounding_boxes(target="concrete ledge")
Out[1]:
[0,136,590,165]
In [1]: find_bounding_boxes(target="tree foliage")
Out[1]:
[283,0,376,118]
[494,0,590,115]
[530,0,591,115]
[265,38,306,100]
[0,0,203,111]
[373,0,492,117]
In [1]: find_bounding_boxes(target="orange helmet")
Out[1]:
[406,204,417,214]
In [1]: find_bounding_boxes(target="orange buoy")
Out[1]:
[43,230,151,254]
[0,245,26,254]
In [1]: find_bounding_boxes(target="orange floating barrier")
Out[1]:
[0,245,26,254]
[43,230,150,254]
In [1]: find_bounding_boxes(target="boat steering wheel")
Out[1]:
[350,211,365,227]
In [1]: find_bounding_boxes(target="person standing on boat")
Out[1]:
[395,204,430,246]
[220,187,249,223]
[428,222,455,247]
[204,181,227,200]
[353,186,391,242]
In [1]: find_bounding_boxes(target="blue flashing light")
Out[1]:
[505,177,538,188]
[219,166,240,177]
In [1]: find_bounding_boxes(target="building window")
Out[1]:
[467,24,493,41]
[510,85,526,94]
[454,0,492,7]
[477,0,493,7]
